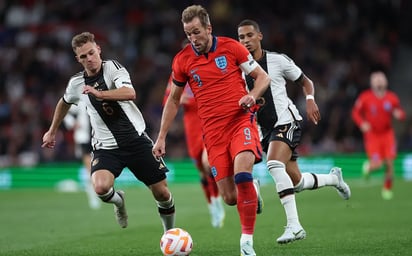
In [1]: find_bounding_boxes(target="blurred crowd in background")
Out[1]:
[0,0,411,167]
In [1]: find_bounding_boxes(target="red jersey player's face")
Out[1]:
[183,17,212,54]
[237,25,263,55]
[370,72,388,95]
[75,41,102,76]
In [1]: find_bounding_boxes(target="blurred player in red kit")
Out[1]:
[163,75,225,228]
[352,71,406,200]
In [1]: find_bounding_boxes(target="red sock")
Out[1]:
[236,181,257,234]
[384,177,393,190]
[207,175,219,198]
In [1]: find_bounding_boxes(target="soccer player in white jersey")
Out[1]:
[42,32,175,232]
[64,101,101,210]
[237,20,351,244]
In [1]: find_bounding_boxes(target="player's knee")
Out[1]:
[151,184,172,202]
[294,177,304,193]
[155,190,171,202]
[93,183,110,195]
[221,193,236,205]
[156,191,174,209]
[267,160,285,171]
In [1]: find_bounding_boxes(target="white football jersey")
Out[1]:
[245,50,303,131]
[63,60,146,150]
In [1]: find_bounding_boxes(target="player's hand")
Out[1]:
[360,122,371,133]
[239,95,256,109]
[41,131,56,149]
[393,109,405,120]
[152,139,166,159]
[306,99,321,125]
[83,85,102,98]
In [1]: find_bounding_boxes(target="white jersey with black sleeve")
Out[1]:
[63,60,146,150]
[245,50,303,131]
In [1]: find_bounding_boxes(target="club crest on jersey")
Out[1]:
[211,166,217,177]
[383,101,392,111]
[215,56,227,70]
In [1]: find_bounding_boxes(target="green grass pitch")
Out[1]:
[1,178,411,255]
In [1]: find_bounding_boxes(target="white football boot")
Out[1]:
[276,224,306,244]
[240,240,256,256]
[330,167,351,200]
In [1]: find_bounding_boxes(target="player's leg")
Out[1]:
[149,179,176,231]
[289,161,351,200]
[362,133,383,177]
[233,150,258,256]
[199,148,225,228]
[381,159,394,199]
[190,143,213,205]
[91,165,127,228]
[129,133,175,232]
[381,131,396,199]
[210,122,260,255]
[267,141,305,244]
[286,160,302,186]
[82,150,101,209]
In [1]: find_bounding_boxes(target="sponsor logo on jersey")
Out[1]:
[159,162,165,169]
[92,158,99,166]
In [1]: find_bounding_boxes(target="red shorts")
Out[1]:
[206,119,262,182]
[363,129,397,163]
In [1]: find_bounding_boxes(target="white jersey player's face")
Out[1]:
[74,41,102,76]
[237,25,263,57]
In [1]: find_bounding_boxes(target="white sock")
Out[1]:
[299,172,338,190]
[316,173,338,187]
[268,160,300,226]
[85,180,101,209]
[98,187,123,207]
[156,194,175,232]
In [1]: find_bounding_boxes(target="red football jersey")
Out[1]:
[352,89,405,133]
[171,36,253,146]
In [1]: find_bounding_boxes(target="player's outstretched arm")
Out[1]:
[153,83,184,158]
[42,98,71,149]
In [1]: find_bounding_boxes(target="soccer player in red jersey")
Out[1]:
[152,5,270,255]
[163,75,225,228]
[352,71,406,199]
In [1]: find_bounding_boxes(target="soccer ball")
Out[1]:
[160,228,193,256]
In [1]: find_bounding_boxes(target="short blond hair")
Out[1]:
[181,5,210,27]
[71,32,96,52]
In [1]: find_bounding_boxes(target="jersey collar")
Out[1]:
[191,35,217,56]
